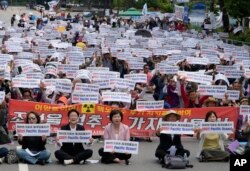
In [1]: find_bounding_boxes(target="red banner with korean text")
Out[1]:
[8,100,239,137]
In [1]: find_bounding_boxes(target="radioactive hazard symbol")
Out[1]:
[82,103,95,114]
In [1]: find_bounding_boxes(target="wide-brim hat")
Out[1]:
[240,97,249,103]
[163,110,181,121]
[204,97,217,105]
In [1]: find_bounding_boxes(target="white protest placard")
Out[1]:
[86,67,109,72]
[186,57,209,65]
[16,124,50,136]
[57,130,92,143]
[175,5,184,20]
[12,78,40,88]
[128,62,145,70]
[178,71,212,85]
[0,91,5,104]
[156,64,179,74]
[109,78,135,90]
[102,92,131,103]
[104,140,139,154]
[6,45,23,53]
[240,105,250,115]
[57,64,79,78]
[74,83,99,92]
[160,122,195,135]
[55,80,72,93]
[167,55,186,63]
[198,85,227,96]
[224,70,244,79]
[227,90,240,100]
[92,79,110,89]
[45,65,58,76]
[75,70,92,80]
[124,73,147,84]
[25,73,44,80]
[91,71,119,80]
[41,79,57,88]
[216,65,237,74]
[0,54,13,61]
[200,122,234,134]
[136,100,164,111]
[71,92,99,104]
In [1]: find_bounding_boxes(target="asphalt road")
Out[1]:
[0,137,229,171]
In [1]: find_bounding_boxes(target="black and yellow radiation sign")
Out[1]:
[82,103,95,113]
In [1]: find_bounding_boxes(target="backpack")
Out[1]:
[162,154,193,169]
[5,149,19,164]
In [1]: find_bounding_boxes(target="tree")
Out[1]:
[225,0,250,25]
[219,0,229,32]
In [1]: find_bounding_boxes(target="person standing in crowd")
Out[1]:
[16,111,51,165]
[11,14,16,27]
[155,110,190,164]
[55,109,93,165]
[195,111,230,162]
[99,109,131,164]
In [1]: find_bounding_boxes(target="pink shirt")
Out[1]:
[104,123,130,141]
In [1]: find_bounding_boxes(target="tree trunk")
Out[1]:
[219,0,229,32]
[210,0,215,12]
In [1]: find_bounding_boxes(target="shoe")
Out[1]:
[64,159,73,165]
[36,160,45,165]
[125,159,130,165]
[79,160,86,164]
[0,157,4,164]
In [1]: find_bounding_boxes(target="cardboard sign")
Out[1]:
[102,92,131,103]
[198,85,227,96]
[41,79,57,88]
[12,78,40,88]
[160,122,195,134]
[124,74,147,84]
[74,83,99,92]
[136,100,164,111]
[128,62,145,70]
[200,122,234,134]
[57,130,92,143]
[109,78,135,91]
[71,92,99,104]
[16,124,50,136]
[104,140,139,154]
[75,70,92,80]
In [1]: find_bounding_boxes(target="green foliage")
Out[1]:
[188,24,202,33]
[229,29,250,43]
[225,0,250,19]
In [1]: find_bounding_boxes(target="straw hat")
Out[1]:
[163,110,181,121]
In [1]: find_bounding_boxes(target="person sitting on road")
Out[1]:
[155,110,190,164]
[54,109,93,165]
[99,109,131,165]
[195,111,230,162]
[16,111,51,165]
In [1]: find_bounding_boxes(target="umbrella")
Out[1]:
[0,0,8,5]
[135,29,152,38]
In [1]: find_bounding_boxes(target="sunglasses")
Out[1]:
[28,117,36,121]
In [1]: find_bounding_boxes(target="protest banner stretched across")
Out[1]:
[16,124,50,136]
[104,140,139,154]
[8,100,239,137]
[57,130,92,143]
